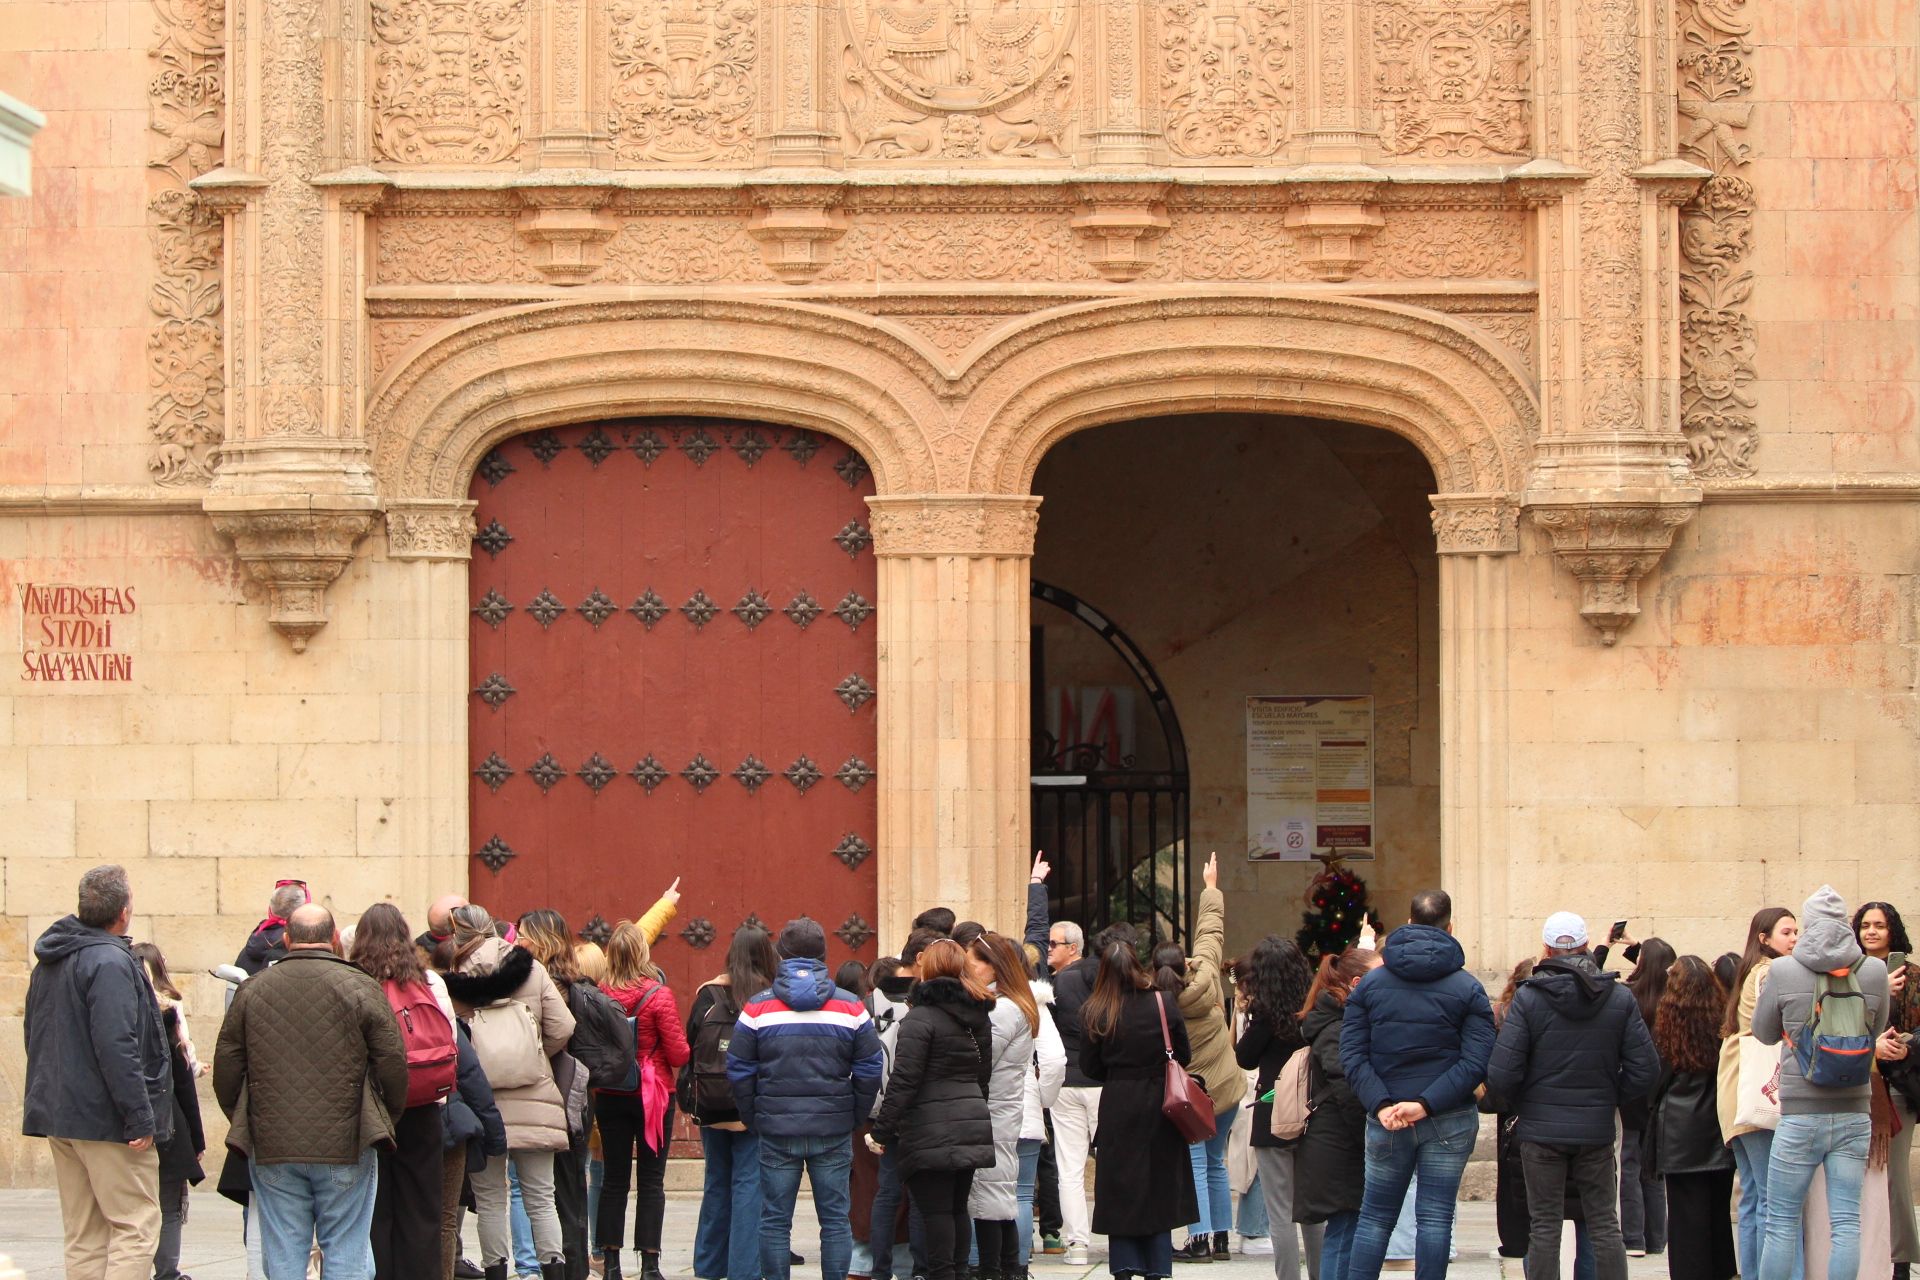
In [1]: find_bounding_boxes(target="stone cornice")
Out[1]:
[1697,475,1920,503]
[866,496,1043,559]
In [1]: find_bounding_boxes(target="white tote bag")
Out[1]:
[1733,1034,1781,1131]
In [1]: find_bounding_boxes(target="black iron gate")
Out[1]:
[1031,580,1191,948]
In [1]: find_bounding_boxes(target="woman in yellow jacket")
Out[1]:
[1149,853,1247,1262]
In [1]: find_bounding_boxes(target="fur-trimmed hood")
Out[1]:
[443,940,535,1006]
[909,976,993,1027]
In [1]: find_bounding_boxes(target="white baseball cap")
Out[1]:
[1542,911,1588,949]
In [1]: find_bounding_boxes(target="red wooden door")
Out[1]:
[467,420,879,993]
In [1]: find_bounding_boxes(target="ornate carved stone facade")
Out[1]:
[146,0,226,485]
[371,0,531,165]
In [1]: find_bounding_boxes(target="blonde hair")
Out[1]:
[575,942,607,983]
[604,921,659,988]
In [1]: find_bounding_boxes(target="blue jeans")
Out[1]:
[1322,1209,1360,1280]
[510,1164,541,1274]
[1760,1112,1871,1280]
[1346,1105,1477,1280]
[590,1157,605,1253]
[252,1150,379,1280]
[1734,1130,1803,1280]
[1015,1138,1043,1266]
[694,1127,764,1280]
[761,1132,853,1280]
[1187,1124,1233,1236]
[1237,1173,1269,1238]
[1574,1223,1593,1280]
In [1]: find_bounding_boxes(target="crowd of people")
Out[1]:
[19,859,1920,1280]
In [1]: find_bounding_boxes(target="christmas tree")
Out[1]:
[1297,854,1370,958]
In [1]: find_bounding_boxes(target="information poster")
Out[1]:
[1246,695,1375,861]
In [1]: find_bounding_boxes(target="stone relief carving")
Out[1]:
[375,216,546,284]
[371,0,530,165]
[385,500,479,560]
[1429,493,1519,554]
[1157,0,1294,158]
[1373,0,1529,158]
[840,0,1077,160]
[815,210,1099,281]
[599,218,777,283]
[606,0,757,163]
[1530,502,1696,643]
[867,495,1042,557]
[1675,0,1756,478]
[147,0,226,485]
[256,0,328,437]
[371,319,444,381]
[1575,0,1644,433]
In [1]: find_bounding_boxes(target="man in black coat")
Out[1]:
[1485,911,1660,1280]
[24,864,174,1280]
[232,879,310,975]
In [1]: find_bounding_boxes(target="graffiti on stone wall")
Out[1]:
[1373,0,1529,158]
[146,0,225,486]
[1676,0,1757,477]
[606,0,758,163]
[1157,0,1294,159]
[371,0,530,165]
[840,0,1077,160]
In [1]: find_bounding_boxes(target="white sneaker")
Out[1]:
[1065,1244,1091,1266]
[1237,1237,1274,1257]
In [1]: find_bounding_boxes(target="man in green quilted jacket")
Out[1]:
[214,903,409,1279]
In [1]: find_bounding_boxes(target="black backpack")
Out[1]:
[567,980,640,1090]
[677,984,741,1123]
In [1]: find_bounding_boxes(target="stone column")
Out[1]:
[1297,0,1371,160]
[1086,0,1155,164]
[868,495,1041,947]
[1519,0,1702,642]
[538,0,599,165]
[196,0,378,650]
[1431,494,1519,969]
[766,0,839,165]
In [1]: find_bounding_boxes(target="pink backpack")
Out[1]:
[385,980,458,1108]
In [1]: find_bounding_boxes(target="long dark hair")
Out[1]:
[971,933,1041,1035]
[1721,907,1795,1037]
[1654,955,1725,1073]
[1853,902,1912,955]
[1238,934,1312,1032]
[1626,937,1677,1027]
[726,925,778,1000]
[1298,948,1376,1020]
[351,902,425,985]
[1149,940,1186,996]
[130,941,182,1002]
[1083,940,1153,1041]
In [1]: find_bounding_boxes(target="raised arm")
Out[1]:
[1024,853,1052,951]
[636,878,682,945]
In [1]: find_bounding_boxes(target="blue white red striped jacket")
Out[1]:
[726,957,884,1138]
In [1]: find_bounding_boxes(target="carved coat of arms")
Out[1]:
[845,0,1074,110]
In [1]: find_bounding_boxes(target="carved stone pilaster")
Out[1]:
[1527,497,1698,643]
[538,0,596,165]
[1070,183,1171,283]
[1087,0,1155,164]
[515,186,618,284]
[766,0,836,165]
[867,495,1042,559]
[744,184,849,284]
[1299,0,1369,160]
[207,501,379,650]
[1430,493,1520,555]
[385,499,478,561]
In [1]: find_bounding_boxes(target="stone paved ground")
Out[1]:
[0,1189,1675,1280]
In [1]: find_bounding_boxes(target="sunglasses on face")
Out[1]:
[275,878,310,903]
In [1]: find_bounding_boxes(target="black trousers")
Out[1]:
[973,1218,1019,1275]
[907,1169,976,1280]
[374,1104,447,1280]
[596,1092,674,1253]
[1664,1169,1736,1280]
[1035,1118,1062,1238]
[1520,1141,1627,1280]
[556,1128,590,1280]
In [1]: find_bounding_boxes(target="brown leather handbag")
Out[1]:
[1156,992,1217,1142]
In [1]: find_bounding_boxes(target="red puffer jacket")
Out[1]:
[599,979,691,1095]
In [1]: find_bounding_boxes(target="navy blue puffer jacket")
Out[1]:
[726,958,884,1139]
[1339,924,1495,1118]
[1484,953,1660,1146]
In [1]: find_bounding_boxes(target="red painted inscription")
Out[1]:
[20,583,136,682]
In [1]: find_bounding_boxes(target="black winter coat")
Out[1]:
[23,917,174,1145]
[1294,994,1364,1223]
[1083,989,1199,1236]
[234,923,287,976]
[869,978,995,1179]
[1650,1066,1733,1177]
[1483,953,1659,1146]
[1052,957,1100,1088]
[1235,1009,1305,1149]
[156,1006,206,1185]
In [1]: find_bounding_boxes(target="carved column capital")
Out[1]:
[1430,493,1520,555]
[515,186,619,284]
[744,183,850,284]
[1283,178,1387,282]
[385,499,479,562]
[206,498,379,651]
[1526,495,1699,644]
[866,495,1043,559]
[1070,182,1171,282]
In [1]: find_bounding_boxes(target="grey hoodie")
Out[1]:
[1752,885,1890,1115]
